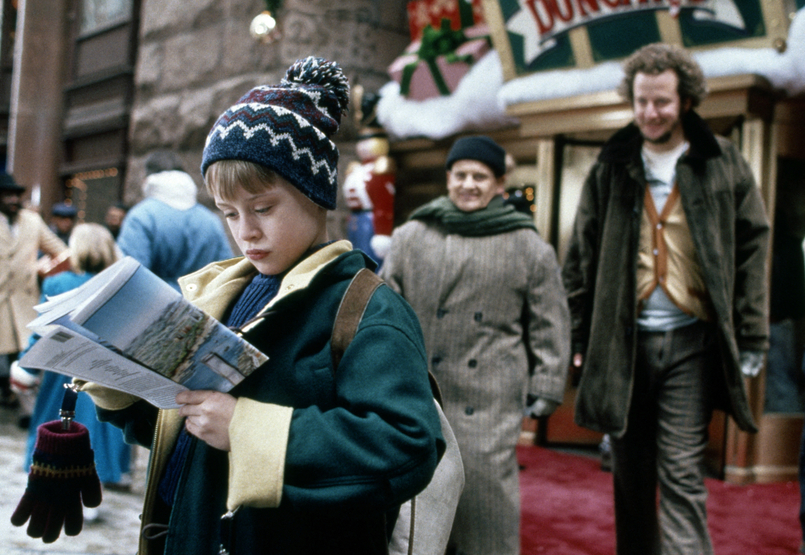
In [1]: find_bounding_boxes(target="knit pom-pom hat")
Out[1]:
[201,56,350,209]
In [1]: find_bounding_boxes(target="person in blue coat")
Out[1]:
[117,150,234,291]
[13,223,132,489]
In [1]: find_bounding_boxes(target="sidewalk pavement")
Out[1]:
[0,405,146,555]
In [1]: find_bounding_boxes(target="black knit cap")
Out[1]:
[445,135,506,177]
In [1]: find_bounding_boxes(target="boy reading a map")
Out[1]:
[78,57,443,555]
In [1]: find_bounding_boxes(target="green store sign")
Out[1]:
[483,0,798,80]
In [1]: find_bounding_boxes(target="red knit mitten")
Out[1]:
[10,420,102,543]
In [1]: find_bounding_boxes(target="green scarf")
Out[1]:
[409,195,537,237]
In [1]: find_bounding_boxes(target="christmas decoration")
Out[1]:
[407,0,486,41]
[250,0,282,43]
[344,85,395,267]
[388,22,491,101]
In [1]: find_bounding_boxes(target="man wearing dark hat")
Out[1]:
[0,174,66,408]
[380,135,571,555]
[49,201,77,244]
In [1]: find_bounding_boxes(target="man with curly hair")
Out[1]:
[562,43,770,555]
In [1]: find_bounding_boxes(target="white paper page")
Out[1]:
[20,325,186,409]
[29,257,141,329]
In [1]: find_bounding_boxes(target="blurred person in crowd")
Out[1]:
[381,135,570,555]
[765,212,805,413]
[12,223,132,500]
[562,43,770,555]
[104,202,129,239]
[769,161,805,555]
[117,150,233,291]
[49,201,78,244]
[0,173,67,410]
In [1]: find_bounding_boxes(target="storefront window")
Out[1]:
[66,167,122,226]
[80,0,132,34]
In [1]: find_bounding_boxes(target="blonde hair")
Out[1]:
[68,223,119,274]
[204,160,280,202]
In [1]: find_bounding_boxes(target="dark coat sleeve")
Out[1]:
[562,163,605,357]
[730,146,770,351]
[96,400,159,448]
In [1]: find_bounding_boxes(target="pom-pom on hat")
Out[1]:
[201,56,350,210]
[445,135,507,178]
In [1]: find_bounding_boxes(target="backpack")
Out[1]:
[331,268,465,555]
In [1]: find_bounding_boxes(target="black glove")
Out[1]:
[10,420,102,543]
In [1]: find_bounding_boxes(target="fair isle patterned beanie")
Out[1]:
[201,57,350,210]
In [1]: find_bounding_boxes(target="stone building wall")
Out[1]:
[126,0,410,240]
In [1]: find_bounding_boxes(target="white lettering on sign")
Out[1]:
[506,0,745,65]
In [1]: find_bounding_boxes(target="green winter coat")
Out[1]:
[562,111,770,437]
[87,242,443,555]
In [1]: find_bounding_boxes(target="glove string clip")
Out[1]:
[60,383,80,430]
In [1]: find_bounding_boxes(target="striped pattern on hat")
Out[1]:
[201,57,349,209]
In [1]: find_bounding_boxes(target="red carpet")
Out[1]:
[517,445,801,555]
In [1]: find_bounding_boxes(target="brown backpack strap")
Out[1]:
[331,268,444,408]
[331,268,384,370]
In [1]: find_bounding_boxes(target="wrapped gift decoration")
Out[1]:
[407,0,485,42]
[388,23,491,101]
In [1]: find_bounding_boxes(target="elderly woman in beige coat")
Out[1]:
[381,136,570,555]
[0,174,66,407]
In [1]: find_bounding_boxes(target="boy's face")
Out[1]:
[213,175,328,275]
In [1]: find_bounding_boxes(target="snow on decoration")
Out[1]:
[378,49,515,140]
[377,7,805,141]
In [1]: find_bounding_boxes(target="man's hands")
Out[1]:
[176,390,237,451]
[739,350,764,378]
[527,398,560,418]
[524,395,561,418]
[571,350,763,380]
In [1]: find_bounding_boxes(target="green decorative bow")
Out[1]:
[400,19,476,97]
